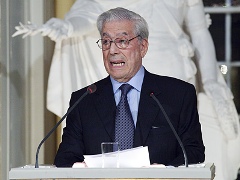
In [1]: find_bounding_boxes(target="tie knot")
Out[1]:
[120,84,133,96]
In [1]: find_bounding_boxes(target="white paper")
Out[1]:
[84,146,150,168]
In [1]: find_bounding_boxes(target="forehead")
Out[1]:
[102,20,135,38]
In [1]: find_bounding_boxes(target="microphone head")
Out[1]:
[87,84,97,94]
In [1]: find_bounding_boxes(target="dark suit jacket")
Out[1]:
[54,70,205,167]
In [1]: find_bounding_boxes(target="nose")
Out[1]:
[109,41,120,54]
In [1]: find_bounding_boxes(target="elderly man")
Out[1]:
[54,7,205,167]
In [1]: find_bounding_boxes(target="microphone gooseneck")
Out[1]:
[35,84,97,168]
[150,93,188,167]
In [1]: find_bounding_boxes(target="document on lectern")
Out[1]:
[83,146,150,168]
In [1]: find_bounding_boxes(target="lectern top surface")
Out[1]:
[9,163,215,180]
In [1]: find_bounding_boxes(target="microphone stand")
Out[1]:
[150,93,188,167]
[35,84,96,168]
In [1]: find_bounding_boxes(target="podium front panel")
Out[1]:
[9,163,215,180]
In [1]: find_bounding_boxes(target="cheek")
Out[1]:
[127,53,141,69]
[102,53,109,68]
[102,51,107,59]
[103,59,109,70]
[102,52,109,63]
[131,50,142,62]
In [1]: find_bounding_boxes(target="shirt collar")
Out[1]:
[110,66,145,93]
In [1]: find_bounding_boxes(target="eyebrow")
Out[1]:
[102,32,129,38]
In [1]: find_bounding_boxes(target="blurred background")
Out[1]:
[0,0,240,179]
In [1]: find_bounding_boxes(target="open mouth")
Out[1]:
[111,62,125,66]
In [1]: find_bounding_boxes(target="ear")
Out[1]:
[140,39,149,58]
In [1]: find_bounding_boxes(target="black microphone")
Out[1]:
[35,84,97,168]
[150,92,188,167]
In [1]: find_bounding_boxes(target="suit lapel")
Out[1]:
[134,71,161,147]
[94,77,116,141]
[94,72,162,145]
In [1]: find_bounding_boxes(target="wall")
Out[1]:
[0,0,45,179]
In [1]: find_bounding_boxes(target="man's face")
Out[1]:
[101,20,148,82]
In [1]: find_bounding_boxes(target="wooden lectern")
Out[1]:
[9,163,215,180]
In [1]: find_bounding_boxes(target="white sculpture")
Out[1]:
[13,0,240,179]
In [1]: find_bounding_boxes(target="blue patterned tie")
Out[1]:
[115,84,134,150]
